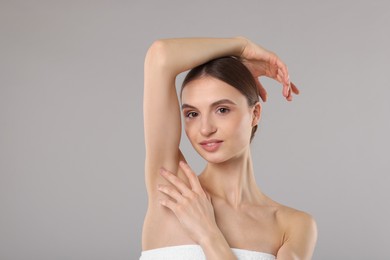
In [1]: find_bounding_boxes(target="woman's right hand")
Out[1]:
[157,161,236,259]
[157,161,219,245]
[237,37,300,102]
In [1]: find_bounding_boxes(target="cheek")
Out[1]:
[228,114,252,141]
[184,122,196,142]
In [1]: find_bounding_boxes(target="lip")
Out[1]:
[199,139,223,152]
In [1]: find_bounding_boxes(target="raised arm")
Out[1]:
[144,37,297,191]
[144,37,249,259]
[143,37,247,194]
[143,37,298,259]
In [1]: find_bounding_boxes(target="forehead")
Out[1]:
[181,76,246,106]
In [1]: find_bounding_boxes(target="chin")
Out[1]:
[202,155,228,164]
[194,143,250,165]
[194,148,233,164]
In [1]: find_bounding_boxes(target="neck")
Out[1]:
[199,148,263,208]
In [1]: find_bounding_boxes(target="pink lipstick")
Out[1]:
[199,139,223,152]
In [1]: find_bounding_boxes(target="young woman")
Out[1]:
[141,37,317,259]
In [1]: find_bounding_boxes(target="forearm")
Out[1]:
[199,230,236,260]
[145,37,247,78]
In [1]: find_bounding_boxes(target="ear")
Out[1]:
[251,102,261,127]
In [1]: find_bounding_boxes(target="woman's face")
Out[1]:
[181,76,260,164]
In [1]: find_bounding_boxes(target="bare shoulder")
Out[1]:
[272,202,318,259]
[276,204,317,231]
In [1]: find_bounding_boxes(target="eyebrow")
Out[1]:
[181,99,237,110]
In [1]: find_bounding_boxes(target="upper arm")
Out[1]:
[276,211,318,260]
[143,41,183,195]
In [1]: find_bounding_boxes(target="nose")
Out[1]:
[200,115,217,136]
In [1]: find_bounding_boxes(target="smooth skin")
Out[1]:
[143,37,317,259]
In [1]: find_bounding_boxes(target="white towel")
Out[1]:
[140,244,276,260]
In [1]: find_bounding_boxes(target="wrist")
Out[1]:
[234,36,249,57]
[198,228,220,247]
[198,227,229,249]
[199,229,236,260]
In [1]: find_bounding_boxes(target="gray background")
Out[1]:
[1,0,389,259]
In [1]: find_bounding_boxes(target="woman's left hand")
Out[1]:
[237,37,300,102]
[158,161,218,245]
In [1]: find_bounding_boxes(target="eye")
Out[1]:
[185,111,198,118]
[217,107,230,114]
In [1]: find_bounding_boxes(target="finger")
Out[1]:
[277,67,285,79]
[276,61,291,97]
[256,79,267,102]
[276,68,290,98]
[158,184,183,202]
[159,198,176,212]
[276,73,285,85]
[160,168,190,195]
[286,87,293,101]
[205,190,211,201]
[291,82,300,95]
[281,83,289,98]
[276,59,289,85]
[179,161,203,193]
[286,82,299,102]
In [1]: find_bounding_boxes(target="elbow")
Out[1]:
[145,40,170,69]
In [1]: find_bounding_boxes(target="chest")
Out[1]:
[212,204,283,254]
[144,202,284,255]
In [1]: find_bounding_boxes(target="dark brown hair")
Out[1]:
[181,56,260,142]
